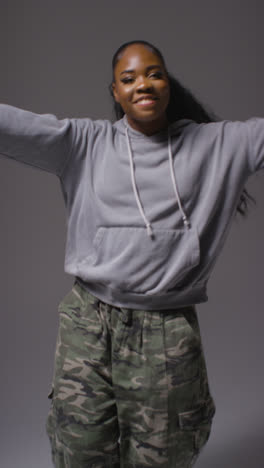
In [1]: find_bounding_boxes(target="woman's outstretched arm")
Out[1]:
[0,103,75,177]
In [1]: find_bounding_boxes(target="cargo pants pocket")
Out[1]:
[179,396,216,457]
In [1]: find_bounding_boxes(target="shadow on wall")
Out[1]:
[196,422,264,468]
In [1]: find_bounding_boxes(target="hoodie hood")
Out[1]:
[113,115,194,140]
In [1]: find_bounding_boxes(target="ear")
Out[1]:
[111,82,120,103]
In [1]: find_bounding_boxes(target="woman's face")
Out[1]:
[112,44,170,135]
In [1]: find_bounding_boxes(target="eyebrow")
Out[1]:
[120,65,162,76]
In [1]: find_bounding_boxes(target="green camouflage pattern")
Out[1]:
[46,281,215,467]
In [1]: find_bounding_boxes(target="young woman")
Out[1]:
[0,40,262,468]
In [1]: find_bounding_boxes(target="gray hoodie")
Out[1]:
[1,104,263,310]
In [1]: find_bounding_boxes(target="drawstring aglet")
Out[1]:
[146,223,154,237]
[183,217,191,229]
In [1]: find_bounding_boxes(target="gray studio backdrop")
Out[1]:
[0,1,263,467]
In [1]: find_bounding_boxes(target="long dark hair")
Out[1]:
[110,40,255,216]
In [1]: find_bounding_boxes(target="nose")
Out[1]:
[135,76,153,92]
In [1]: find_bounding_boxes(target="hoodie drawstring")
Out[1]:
[125,126,154,237]
[125,123,190,236]
[168,129,191,229]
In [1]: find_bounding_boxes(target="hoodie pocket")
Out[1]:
[91,226,200,295]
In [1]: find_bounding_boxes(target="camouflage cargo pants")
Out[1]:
[46,280,215,468]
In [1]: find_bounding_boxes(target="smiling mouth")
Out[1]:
[134,97,158,106]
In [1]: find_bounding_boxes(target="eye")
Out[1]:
[149,71,163,79]
[121,77,134,84]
